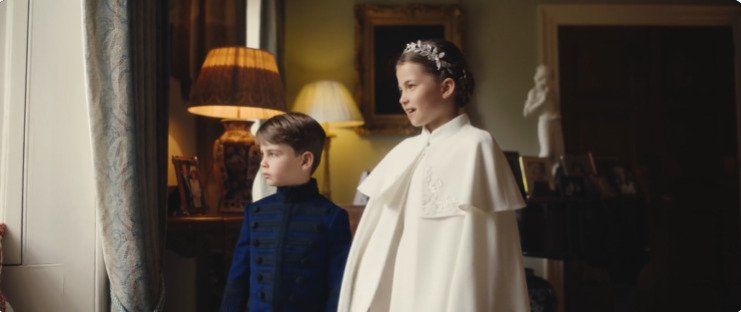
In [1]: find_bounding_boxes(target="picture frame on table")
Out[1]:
[593,156,638,196]
[503,151,526,199]
[519,156,555,197]
[172,156,207,215]
[608,164,639,195]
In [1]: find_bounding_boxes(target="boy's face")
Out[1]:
[259,141,313,187]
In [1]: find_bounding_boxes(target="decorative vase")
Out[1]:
[213,119,262,213]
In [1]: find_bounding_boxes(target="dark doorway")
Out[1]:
[559,26,740,311]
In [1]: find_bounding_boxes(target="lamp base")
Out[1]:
[214,119,261,213]
[320,132,335,200]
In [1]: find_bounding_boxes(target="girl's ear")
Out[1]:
[300,151,314,171]
[441,77,456,100]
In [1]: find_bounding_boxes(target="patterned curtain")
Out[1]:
[83,0,166,310]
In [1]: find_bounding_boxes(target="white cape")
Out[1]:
[338,115,530,311]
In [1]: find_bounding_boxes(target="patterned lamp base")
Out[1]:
[214,119,262,213]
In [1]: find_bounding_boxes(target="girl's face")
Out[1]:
[396,62,456,131]
[258,142,312,187]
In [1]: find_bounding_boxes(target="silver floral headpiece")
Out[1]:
[404,40,453,74]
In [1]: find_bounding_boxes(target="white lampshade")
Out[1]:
[292,80,364,128]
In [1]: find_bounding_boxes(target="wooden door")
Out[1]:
[559,26,739,312]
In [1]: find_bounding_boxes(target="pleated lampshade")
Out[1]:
[292,80,364,128]
[188,46,286,120]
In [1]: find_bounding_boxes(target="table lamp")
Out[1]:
[292,80,364,199]
[188,46,285,212]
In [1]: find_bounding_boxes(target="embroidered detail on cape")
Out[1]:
[419,150,463,218]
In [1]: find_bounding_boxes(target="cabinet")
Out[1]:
[517,196,650,311]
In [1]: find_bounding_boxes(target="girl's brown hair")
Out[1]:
[397,39,475,107]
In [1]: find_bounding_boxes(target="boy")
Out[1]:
[221,112,352,312]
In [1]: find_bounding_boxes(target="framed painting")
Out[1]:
[355,4,464,134]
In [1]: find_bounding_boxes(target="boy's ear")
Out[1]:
[300,151,314,171]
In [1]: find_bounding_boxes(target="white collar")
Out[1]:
[421,114,469,145]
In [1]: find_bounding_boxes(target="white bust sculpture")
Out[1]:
[523,64,565,162]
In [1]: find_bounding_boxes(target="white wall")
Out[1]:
[1,0,29,266]
[0,0,102,311]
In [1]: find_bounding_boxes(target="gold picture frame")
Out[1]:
[354,4,464,135]
[519,156,555,197]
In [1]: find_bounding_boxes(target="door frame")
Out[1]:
[537,5,741,311]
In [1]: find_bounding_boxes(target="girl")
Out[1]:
[338,39,530,311]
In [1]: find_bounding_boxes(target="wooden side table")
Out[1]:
[166,213,243,311]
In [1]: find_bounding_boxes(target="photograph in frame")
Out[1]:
[172,156,207,215]
[519,156,554,197]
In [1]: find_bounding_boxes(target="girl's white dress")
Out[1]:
[338,114,530,312]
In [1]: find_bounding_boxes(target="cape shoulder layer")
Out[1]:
[357,124,525,216]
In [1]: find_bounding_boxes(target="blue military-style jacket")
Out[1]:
[221,179,351,312]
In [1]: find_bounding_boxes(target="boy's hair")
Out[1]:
[256,112,326,173]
